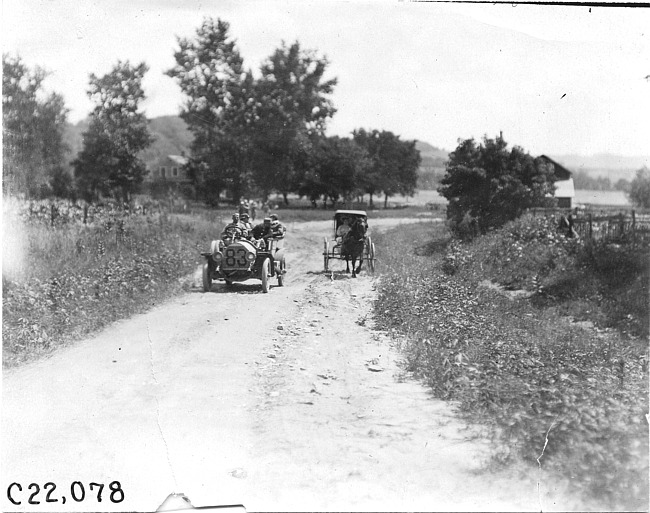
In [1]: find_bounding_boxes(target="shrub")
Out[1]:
[373,219,649,510]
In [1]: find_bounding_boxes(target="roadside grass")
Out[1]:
[2,200,224,367]
[2,195,432,367]
[372,218,649,510]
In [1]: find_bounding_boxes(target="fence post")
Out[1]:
[632,210,636,245]
[619,212,624,240]
[589,213,593,240]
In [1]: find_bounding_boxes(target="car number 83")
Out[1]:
[224,247,249,267]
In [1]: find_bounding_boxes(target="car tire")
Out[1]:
[261,258,270,293]
[202,263,212,292]
[277,258,285,287]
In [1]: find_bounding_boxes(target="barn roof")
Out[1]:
[537,155,572,181]
[168,155,188,165]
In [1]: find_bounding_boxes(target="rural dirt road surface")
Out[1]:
[3,217,581,512]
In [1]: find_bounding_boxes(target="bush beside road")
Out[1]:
[373,216,649,511]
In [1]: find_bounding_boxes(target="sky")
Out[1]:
[3,0,650,158]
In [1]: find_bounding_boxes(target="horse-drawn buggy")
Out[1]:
[201,233,286,293]
[323,210,376,277]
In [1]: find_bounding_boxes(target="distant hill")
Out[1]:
[548,154,649,183]
[415,141,448,190]
[139,115,193,164]
[416,141,448,166]
[63,115,193,168]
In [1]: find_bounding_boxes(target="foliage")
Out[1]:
[299,136,369,207]
[373,220,648,510]
[252,41,337,203]
[2,198,219,367]
[166,19,419,208]
[3,54,70,198]
[353,129,421,207]
[628,167,650,208]
[438,134,556,236]
[166,18,258,205]
[73,61,153,203]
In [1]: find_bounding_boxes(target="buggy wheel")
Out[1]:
[277,257,286,287]
[323,239,330,272]
[261,258,270,293]
[202,263,212,292]
[368,242,376,273]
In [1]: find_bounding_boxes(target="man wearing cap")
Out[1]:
[251,217,273,248]
[269,213,286,239]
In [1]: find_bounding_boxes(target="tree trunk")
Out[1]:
[384,194,388,209]
[283,192,289,206]
[369,194,374,207]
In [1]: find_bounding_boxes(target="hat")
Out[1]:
[241,213,250,219]
[269,214,278,221]
[263,217,271,224]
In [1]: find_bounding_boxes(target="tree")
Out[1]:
[438,134,556,235]
[353,129,420,208]
[252,41,337,204]
[166,18,256,205]
[628,167,650,208]
[3,54,69,197]
[615,178,631,193]
[73,61,153,203]
[299,136,368,208]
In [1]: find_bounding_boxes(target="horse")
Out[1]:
[341,217,367,278]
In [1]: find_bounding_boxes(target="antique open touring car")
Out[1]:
[322,210,375,273]
[201,235,286,293]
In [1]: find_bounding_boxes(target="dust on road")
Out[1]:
[2,217,578,512]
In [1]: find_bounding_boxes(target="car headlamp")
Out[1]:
[213,252,223,263]
[247,252,255,262]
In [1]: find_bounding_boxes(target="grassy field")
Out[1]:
[2,198,227,367]
[372,216,648,510]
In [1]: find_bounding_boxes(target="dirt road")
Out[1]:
[2,218,576,512]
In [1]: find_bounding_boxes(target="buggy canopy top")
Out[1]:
[334,210,367,218]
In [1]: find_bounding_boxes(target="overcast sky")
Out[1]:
[3,0,649,157]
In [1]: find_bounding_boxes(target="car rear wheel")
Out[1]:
[202,263,212,292]
[277,257,286,287]
[261,258,270,293]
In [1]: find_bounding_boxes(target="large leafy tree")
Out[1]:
[628,167,650,208]
[438,134,556,234]
[166,18,256,204]
[252,42,337,204]
[73,61,153,203]
[3,54,69,197]
[300,136,368,208]
[353,129,420,208]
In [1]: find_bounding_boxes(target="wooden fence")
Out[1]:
[528,208,650,246]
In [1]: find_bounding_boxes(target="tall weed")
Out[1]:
[2,199,221,366]
[373,219,649,510]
